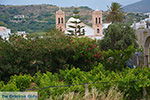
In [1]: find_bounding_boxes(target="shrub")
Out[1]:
[0,33,101,80]
[100,45,136,71]
[33,72,65,99]
[1,63,150,100]
[68,38,101,71]
[99,23,137,50]
[9,74,33,91]
[0,83,19,91]
[0,81,4,89]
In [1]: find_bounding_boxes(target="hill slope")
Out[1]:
[123,0,150,13]
[0,5,93,33]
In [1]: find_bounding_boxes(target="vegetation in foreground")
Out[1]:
[49,87,124,100]
[0,3,149,99]
[0,23,149,100]
[0,23,136,81]
[0,65,150,100]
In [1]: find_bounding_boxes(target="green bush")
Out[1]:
[33,72,65,99]
[100,45,136,71]
[0,83,19,91]
[0,66,150,100]
[0,81,4,89]
[68,38,101,71]
[0,29,149,100]
[99,23,137,50]
[9,74,33,91]
[0,32,101,80]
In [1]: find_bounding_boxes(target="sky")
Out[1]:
[0,0,141,10]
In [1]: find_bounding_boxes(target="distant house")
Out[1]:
[0,26,11,39]
[132,20,147,29]
[14,15,25,19]
[132,16,150,29]
[144,13,150,17]
[16,31,26,35]
[16,31,27,38]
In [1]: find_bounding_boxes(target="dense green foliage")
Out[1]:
[0,28,137,81]
[99,23,137,50]
[0,65,150,100]
[100,46,136,71]
[0,30,102,81]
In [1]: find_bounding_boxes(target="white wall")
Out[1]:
[0,28,11,39]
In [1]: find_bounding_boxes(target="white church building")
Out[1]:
[55,9,110,39]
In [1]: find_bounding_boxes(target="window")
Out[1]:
[99,18,101,24]
[60,28,62,31]
[58,18,60,24]
[82,29,85,32]
[82,29,85,35]
[96,18,98,24]
[97,29,100,33]
[61,18,63,23]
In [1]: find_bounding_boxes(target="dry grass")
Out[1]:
[48,87,124,100]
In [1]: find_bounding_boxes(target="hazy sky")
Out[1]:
[0,0,141,10]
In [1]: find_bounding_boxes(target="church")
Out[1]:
[55,8,109,39]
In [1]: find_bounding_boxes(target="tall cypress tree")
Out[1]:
[67,8,85,36]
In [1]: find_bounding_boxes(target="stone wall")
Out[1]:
[136,29,150,67]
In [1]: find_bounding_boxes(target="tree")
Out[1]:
[99,23,137,50]
[67,8,85,36]
[107,2,125,23]
[0,29,101,81]
[100,46,136,71]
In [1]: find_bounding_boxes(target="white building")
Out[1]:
[132,15,150,30]
[55,9,111,40]
[65,17,111,39]
[132,20,147,29]
[0,26,11,39]
[16,31,28,38]
[14,15,25,19]
[103,23,111,30]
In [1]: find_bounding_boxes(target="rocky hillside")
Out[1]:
[0,5,93,33]
[123,0,150,13]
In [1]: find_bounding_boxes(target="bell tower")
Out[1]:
[55,8,65,32]
[92,10,103,36]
